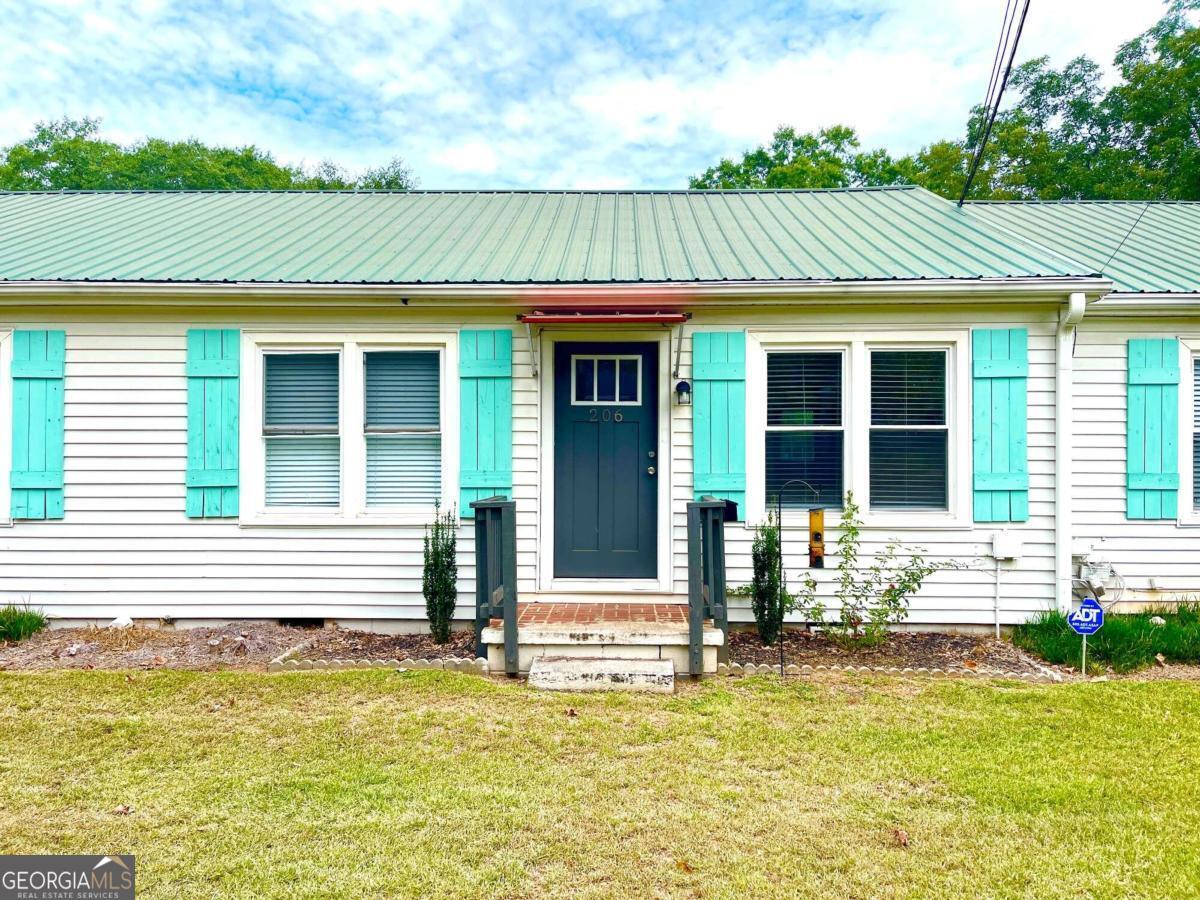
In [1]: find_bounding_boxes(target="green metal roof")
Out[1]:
[0,186,1093,287]
[967,201,1200,294]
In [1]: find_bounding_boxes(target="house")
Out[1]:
[0,185,1189,655]
[966,200,1200,605]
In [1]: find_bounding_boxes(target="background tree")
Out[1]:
[0,117,417,191]
[691,1,1199,201]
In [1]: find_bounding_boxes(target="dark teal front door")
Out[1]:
[554,342,658,579]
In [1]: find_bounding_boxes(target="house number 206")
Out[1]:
[587,408,622,422]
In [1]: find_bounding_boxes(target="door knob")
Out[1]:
[647,466,656,476]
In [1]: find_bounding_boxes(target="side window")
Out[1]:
[263,352,340,507]
[1193,356,1200,510]
[364,350,441,506]
[869,349,948,510]
[765,351,844,507]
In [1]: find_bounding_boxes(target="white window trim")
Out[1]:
[1179,337,1199,526]
[0,329,12,527]
[240,330,458,527]
[747,328,971,529]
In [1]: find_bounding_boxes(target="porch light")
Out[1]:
[675,380,692,406]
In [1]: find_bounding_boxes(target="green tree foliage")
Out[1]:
[691,1,1199,200]
[0,117,416,191]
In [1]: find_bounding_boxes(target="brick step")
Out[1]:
[528,656,674,693]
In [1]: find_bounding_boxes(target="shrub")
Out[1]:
[0,603,47,642]
[743,506,818,645]
[422,504,458,644]
[749,507,785,645]
[1013,600,1200,673]
[804,492,952,648]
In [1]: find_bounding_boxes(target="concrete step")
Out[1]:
[481,621,723,674]
[527,656,675,693]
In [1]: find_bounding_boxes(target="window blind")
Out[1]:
[264,353,340,507]
[869,350,948,509]
[265,436,340,507]
[364,350,441,506]
[765,352,843,507]
[265,353,339,430]
[365,351,439,428]
[1194,358,1200,510]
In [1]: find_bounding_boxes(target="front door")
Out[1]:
[554,341,658,579]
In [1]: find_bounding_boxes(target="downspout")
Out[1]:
[1055,292,1087,614]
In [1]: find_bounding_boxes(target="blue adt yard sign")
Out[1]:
[1068,597,1104,636]
[1068,596,1104,674]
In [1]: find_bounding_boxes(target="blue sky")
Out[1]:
[0,0,1168,189]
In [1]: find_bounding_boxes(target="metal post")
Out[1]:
[773,480,819,678]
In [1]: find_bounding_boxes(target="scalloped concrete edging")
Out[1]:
[267,649,488,675]
[717,661,1063,683]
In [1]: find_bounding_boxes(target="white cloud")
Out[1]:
[0,0,1170,188]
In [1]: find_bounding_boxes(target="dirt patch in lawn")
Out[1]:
[295,628,476,662]
[729,628,1058,675]
[0,622,311,672]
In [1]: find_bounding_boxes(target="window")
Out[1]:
[747,330,967,525]
[572,355,640,405]
[1194,357,1200,510]
[869,350,948,510]
[264,353,340,507]
[765,351,844,507]
[244,333,456,523]
[365,351,441,506]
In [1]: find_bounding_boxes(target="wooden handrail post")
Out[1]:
[470,496,519,676]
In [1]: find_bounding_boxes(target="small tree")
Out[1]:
[809,492,952,647]
[422,504,457,644]
[750,507,785,645]
[749,505,819,645]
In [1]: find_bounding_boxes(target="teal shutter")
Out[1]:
[186,329,239,518]
[693,331,746,515]
[459,329,512,516]
[11,330,65,520]
[1127,338,1179,520]
[972,328,1029,522]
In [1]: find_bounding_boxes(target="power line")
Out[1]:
[958,0,1032,207]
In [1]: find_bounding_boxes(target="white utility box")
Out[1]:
[992,531,1023,561]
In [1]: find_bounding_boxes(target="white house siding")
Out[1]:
[682,303,1061,629]
[1073,314,1200,602]
[0,298,1062,629]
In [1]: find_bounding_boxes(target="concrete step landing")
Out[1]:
[528,656,675,693]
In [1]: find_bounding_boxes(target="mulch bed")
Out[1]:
[729,629,1053,675]
[295,628,477,662]
[0,622,309,672]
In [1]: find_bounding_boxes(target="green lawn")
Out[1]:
[1,671,1197,898]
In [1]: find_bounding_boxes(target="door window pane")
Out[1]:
[574,358,594,402]
[597,358,617,401]
[618,358,639,402]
